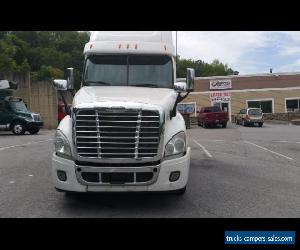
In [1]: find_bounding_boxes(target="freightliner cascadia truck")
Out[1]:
[52,31,195,195]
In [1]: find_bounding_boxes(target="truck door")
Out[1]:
[0,101,12,126]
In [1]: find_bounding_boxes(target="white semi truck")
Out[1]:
[52,31,195,194]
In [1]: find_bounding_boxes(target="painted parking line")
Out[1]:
[275,141,300,144]
[0,139,53,151]
[196,139,225,142]
[193,140,213,158]
[243,141,294,161]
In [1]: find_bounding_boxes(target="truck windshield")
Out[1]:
[9,101,28,112]
[248,109,262,115]
[84,55,173,88]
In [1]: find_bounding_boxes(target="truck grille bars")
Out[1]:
[75,109,161,159]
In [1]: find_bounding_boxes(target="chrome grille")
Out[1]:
[33,114,41,121]
[75,109,160,159]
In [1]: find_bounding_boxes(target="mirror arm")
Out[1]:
[58,90,71,116]
[170,91,192,119]
[70,89,76,98]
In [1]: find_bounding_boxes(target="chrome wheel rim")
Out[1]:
[14,124,23,133]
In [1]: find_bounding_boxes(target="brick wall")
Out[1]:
[183,89,300,119]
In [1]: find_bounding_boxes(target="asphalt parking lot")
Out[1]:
[0,122,299,218]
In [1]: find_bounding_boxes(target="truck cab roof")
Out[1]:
[84,31,175,56]
[4,96,23,102]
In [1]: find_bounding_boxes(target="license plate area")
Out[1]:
[102,173,134,184]
[75,165,159,186]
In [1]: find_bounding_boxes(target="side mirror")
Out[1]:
[66,67,75,91]
[174,82,187,92]
[186,68,195,92]
[52,67,75,91]
[53,79,68,91]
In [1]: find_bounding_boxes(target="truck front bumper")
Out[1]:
[52,147,190,193]
[27,121,43,129]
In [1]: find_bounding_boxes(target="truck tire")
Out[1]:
[222,122,227,128]
[203,122,207,128]
[259,122,263,127]
[11,122,26,135]
[28,128,40,135]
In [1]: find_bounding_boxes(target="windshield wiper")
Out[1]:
[130,84,158,88]
[84,81,111,86]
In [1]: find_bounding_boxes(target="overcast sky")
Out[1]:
[174,31,300,75]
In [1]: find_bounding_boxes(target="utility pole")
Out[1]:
[176,31,178,65]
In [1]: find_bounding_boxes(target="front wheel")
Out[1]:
[259,122,263,127]
[28,128,40,135]
[222,122,227,128]
[11,122,26,135]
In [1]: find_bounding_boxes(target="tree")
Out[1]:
[0,33,30,72]
[176,56,236,78]
[0,31,89,89]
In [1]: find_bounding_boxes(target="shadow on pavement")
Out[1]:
[59,191,186,216]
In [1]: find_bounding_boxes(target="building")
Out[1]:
[180,72,300,121]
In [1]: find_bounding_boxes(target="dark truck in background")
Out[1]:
[0,80,43,135]
[197,106,229,128]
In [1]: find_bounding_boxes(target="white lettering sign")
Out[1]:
[210,79,232,90]
[210,92,231,103]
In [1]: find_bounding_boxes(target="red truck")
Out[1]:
[197,106,229,128]
[58,101,66,123]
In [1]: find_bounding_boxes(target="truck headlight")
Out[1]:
[54,130,72,160]
[164,131,186,159]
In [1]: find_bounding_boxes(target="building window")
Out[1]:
[286,99,300,112]
[247,100,273,113]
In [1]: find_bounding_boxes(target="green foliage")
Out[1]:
[37,65,64,81]
[0,33,30,72]
[0,31,89,89]
[176,56,238,78]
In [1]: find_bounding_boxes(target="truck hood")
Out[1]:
[73,86,178,112]
[15,111,40,117]
[15,111,32,117]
